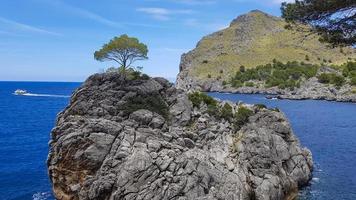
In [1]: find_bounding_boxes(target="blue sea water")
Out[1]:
[0,82,355,200]
[0,82,80,200]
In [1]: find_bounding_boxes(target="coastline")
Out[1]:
[177,76,356,103]
[212,88,356,103]
[209,90,356,103]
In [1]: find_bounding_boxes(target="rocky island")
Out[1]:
[47,72,313,200]
[177,10,356,102]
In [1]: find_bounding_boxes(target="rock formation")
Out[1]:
[48,73,313,200]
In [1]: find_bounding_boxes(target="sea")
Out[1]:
[0,81,355,200]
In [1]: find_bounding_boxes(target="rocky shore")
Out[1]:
[47,73,313,200]
[177,75,356,103]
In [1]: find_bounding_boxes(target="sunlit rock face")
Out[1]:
[48,73,313,200]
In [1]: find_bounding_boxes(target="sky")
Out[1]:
[0,0,292,82]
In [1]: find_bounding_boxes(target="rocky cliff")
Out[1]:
[48,73,313,200]
[176,10,356,102]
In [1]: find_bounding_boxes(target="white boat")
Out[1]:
[14,89,28,95]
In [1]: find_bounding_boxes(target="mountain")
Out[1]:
[176,10,356,93]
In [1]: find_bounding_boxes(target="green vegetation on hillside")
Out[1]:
[188,92,256,130]
[317,73,345,87]
[317,62,356,87]
[105,67,150,80]
[341,62,356,86]
[230,61,356,89]
[188,92,219,117]
[188,92,217,108]
[186,11,355,82]
[234,106,253,130]
[188,92,232,120]
[123,93,169,119]
[230,61,318,90]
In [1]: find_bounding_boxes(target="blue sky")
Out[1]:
[0,0,291,82]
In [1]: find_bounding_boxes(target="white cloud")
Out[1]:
[137,7,194,21]
[43,0,170,28]
[0,17,60,36]
[45,0,123,28]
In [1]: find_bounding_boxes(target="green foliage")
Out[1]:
[94,34,148,69]
[333,75,345,87]
[106,67,150,81]
[234,106,253,130]
[123,93,169,119]
[281,0,355,46]
[231,79,243,88]
[317,73,345,86]
[317,73,331,83]
[352,88,356,94]
[239,65,246,72]
[188,92,235,120]
[188,94,267,131]
[305,55,310,61]
[207,104,219,117]
[130,72,150,80]
[128,70,142,80]
[255,104,267,109]
[351,77,356,86]
[222,80,227,86]
[208,74,212,78]
[141,74,150,80]
[219,103,233,120]
[245,82,254,87]
[106,67,118,73]
[342,62,356,79]
[230,61,318,90]
[272,107,280,112]
[188,92,217,108]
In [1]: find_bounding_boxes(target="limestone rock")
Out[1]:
[48,73,313,200]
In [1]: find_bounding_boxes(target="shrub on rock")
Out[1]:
[219,103,233,120]
[234,106,254,130]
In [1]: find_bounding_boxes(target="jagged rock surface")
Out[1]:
[48,73,313,200]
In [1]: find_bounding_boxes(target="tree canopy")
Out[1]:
[94,34,148,69]
[281,0,355,46]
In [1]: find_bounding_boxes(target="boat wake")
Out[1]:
[21,93,70,98]
[13,89,70,98]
